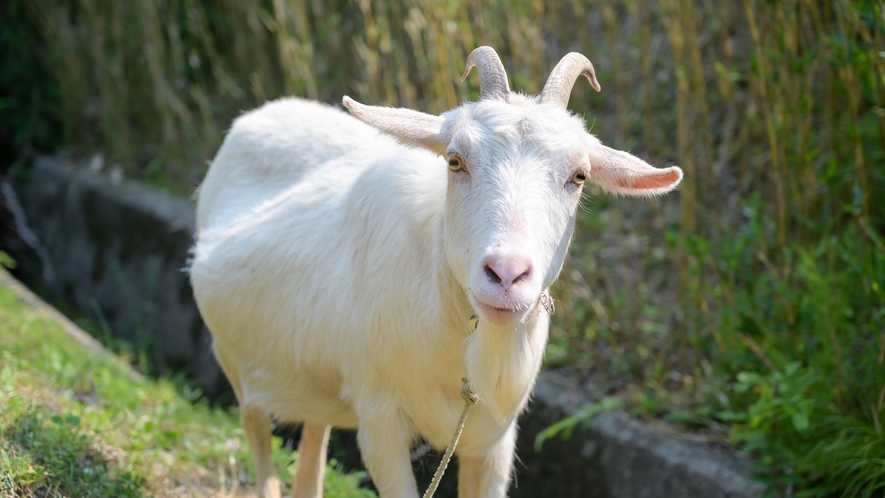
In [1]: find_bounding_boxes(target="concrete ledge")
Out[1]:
[511,370,764,497]
[18,156,225,395]
[13,155,764,497]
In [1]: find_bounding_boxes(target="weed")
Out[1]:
[533,397,622,452]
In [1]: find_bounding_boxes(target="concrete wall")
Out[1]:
[512,371,763,498]
[15,155,764,498]
[19,156,225,395]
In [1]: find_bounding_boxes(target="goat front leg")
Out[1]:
[457,422,517,498]
[292,422,331,498]
[356,402,419,498]
[243,405,282,498]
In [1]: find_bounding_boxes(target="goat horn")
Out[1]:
[539,53,601,108]
[461,46,510,101]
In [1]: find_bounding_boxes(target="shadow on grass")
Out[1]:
[0,406,145,498]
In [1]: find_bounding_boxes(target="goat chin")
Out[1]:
[465,311,548,425]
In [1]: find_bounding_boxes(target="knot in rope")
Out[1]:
[460,377,478,405]
[422,378,478,498]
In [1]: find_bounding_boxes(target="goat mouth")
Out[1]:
[472,297,531,327]
[490,305,516,312]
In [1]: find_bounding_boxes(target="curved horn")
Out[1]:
[539,52,602,108]
[460,46,510,101]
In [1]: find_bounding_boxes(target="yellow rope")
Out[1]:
[422,378,478,498]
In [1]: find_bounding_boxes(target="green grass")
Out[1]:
[545,196,885,496]
[680,204,885,497]
[0,269,374,497]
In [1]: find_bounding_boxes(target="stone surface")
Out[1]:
[14,155,765,497]
[510,370,765,498]
[19,156,225,396]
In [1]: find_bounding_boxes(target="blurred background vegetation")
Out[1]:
[1,0,883,495]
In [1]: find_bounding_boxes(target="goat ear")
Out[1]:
[343,96,449,155]
[588,144,683,197]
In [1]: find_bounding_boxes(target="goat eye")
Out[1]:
[571,170,587,185]
[448,155,465,172]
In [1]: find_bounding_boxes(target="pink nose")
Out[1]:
[483,255,532,290]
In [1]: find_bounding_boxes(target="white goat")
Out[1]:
[190,46,682,498]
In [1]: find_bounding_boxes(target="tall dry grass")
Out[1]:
[25,1,684,187]
[25,1,883,226]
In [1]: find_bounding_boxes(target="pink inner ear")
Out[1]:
[620,168,681,190]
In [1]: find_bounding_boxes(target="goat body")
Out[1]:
[191,47,682,498]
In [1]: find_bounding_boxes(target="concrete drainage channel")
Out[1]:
[5,155,765,498]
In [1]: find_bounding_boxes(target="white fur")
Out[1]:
[191,80,681,498]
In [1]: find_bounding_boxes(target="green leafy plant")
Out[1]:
[534,397,622,452]
[720,363,819,493]
[681,199,885,495]
[0,252,15,270]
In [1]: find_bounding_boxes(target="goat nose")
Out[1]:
[483,255,532,290]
